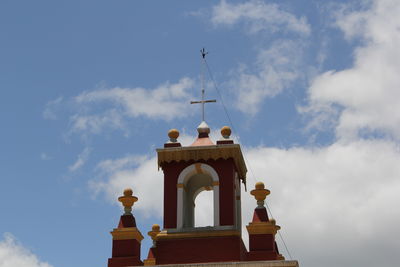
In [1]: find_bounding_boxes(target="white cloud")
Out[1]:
[211,0,310,35]
[89,155,163,219]
[69,147,91,172]
[72,77,194,134]
[43,97,63,120]
[303,0,400,141]
[243,140,400,266]
[232,40,303,114]
[90,138,400,267]
[45,78,195,136]
[207,1,310,115]
[69,109,125,135]
[0,233,53,267]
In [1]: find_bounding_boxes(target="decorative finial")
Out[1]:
[118,188,138,215]
[250,182,270,208]
[197,121,210,134]
[148,224,161,247]
[168,129,179,143]
[220,126,231,139]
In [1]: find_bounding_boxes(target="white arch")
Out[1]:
[176,163,220,229]
[177,163,219,184]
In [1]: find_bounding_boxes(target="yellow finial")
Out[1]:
[220,126,231,139]
[250,182,270,208]
[118,188,138,215]
[168,129,179,142]
[148,224,161,247]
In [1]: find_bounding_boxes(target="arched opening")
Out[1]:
[182,173,212,228]
[177,163,220,229]
[194,189,213,227]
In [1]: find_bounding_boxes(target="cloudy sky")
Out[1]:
[1,0,400,266]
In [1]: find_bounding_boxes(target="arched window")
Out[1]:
[177,163,220,229]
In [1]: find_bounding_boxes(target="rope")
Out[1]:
[204,59,257,184]
[204,58,293,260]
[264,201,293,260]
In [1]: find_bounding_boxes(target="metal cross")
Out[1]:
[190,48,216,121]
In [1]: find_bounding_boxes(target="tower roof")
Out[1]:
[157,143,247,182]
[191,121,215,146]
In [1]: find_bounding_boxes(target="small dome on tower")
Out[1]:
[197,121,210,134]
[191,121,214,146]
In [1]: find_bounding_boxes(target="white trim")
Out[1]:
[198,164,219,182]
[214,183,220,226]
[235,172,241,231]
[177,187,184,229]
[177,163,219,185]
[177,164,196,185]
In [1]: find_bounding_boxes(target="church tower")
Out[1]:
[146,123,248,264]
[107,50,299,267]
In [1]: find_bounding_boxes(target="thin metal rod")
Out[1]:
[200,48,208,121]
[190,48,216,122]
[201,54,205,121]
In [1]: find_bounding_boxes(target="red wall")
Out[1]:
[162,161,186,228]
[112,239,141,257]
[208,159,236,226]
[154,236,247,265]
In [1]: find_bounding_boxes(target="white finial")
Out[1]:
[197,121,210,134]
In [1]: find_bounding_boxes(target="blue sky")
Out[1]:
[1,1,400,267]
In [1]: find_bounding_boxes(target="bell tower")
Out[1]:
[145,123,248,265]
[161,124,246,230]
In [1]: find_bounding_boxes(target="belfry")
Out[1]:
[107,51,299,267]
[148,123,248,264]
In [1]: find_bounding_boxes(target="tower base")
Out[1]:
[108,256,143,267]
[146,228,247,265]
[146,260,298,267]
